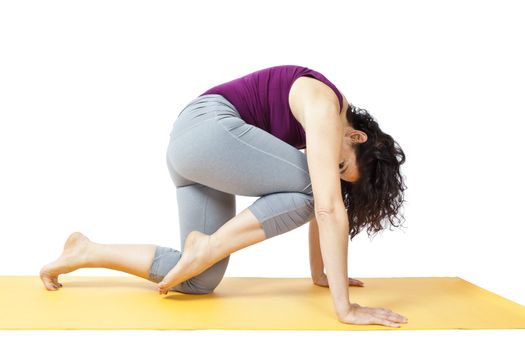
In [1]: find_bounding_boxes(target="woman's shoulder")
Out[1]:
[289,76,348,130]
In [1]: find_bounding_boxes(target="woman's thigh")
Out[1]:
[167,113,312,197]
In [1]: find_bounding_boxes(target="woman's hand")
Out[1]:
[339,303,408,328]
[312,273,364,288]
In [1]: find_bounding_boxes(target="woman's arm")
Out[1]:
[309,208,350,298]
[315,206,351,318]
[302,95,352,320]
[297,81,408,327]
[310,214,365,288]
[308,217,325,280]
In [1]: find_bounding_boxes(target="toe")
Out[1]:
[41,276,58,291]
[52,277,62,288]
[40,270,59,291]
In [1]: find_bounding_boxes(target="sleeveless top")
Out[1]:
[198,64,343,149]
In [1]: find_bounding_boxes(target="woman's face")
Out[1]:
[339,128,367,183]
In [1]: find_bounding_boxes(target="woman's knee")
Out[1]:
[177,256,230,294]
[250,191,315,239]
[173,281,215,295]
[149,247,229,295]
[148,246,181,284]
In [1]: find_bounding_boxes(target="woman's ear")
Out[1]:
[350,130,367,144]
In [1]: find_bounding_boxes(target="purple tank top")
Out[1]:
[198,65,343,149]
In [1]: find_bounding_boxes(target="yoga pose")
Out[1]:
[40,65,408,327]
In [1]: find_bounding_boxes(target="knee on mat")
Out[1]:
[175,280,217,295]
[149,274,217,295]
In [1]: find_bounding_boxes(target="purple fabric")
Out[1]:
[198,65,343,149]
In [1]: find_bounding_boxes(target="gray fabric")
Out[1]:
[148,94,315,294]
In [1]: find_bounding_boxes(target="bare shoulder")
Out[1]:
[289,76,348,131]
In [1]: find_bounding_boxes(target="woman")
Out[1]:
[39,65,408,328]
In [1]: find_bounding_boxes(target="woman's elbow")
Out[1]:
[314,201,346,217]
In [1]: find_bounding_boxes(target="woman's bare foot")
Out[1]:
[158,230,215,294]
[39,231,92,291]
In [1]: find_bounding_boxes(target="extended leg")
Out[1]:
[39,232,158,290]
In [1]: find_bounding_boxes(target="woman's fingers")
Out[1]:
[366,311,404,328]
[341,304,406,328]
[373,307,408,323]
[359,305,408,325]
[348,278,364,287]
[374,315,402,328]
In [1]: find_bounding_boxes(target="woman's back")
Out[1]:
[199,65,344,149]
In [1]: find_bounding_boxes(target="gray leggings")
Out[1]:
[147,94,315,294]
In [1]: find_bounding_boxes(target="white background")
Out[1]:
[1,0,524,348]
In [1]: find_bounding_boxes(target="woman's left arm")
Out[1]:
[309,216,365,288]
[308,217,325,280]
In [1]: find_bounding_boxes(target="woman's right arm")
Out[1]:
[302,94,353,320]
[315,204,352,319]
[302,91,408,327]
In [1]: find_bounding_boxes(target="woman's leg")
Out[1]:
[39,232,158,290]
[41,95,315,293]
[38,208,264,292]
[148,178,240,294]
[153,95,315,293]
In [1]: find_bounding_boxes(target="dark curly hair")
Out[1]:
[341,104,407,240]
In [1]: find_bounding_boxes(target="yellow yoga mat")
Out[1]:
[1,275,524,330]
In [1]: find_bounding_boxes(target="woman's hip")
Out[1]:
[169,94,241,140]
[166,110,312,196]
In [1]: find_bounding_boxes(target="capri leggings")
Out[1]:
[147,94,315,294]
